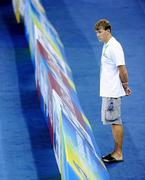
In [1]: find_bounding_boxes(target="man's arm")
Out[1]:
[118,65,132,96]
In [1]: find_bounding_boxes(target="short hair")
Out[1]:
[95,19,111,32]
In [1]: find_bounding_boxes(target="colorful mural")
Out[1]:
[12,0,110,179]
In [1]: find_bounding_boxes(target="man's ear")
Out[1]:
[107,29,110,33]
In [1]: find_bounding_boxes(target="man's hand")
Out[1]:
[122,82,132,96]
[125,87,132,96]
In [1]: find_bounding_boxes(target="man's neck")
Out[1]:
[105,34,112,44]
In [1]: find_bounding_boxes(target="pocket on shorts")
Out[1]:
[105,98,120,121]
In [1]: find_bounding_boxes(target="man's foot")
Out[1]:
[102,154,123,163]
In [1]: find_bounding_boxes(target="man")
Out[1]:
[95,19,131,163]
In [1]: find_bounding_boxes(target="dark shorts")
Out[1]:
[101,97,122,125]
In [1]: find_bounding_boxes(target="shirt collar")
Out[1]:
[105,36,114,46]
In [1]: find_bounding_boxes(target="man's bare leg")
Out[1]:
[111,124,124,160]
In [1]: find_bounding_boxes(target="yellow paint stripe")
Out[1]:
[82,114,91,128]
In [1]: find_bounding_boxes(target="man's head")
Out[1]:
[95,19,112,43]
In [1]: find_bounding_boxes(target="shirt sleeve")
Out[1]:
[111,44,125,66]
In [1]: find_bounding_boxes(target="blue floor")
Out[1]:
[42,0,145,179]
[0,1,60,180]
[1,0,145,180]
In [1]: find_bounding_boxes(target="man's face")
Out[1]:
[96,28,108,43]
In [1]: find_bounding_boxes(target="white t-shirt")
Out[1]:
[100,37,126,97]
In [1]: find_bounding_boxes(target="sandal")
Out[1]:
[102,154,123,163]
